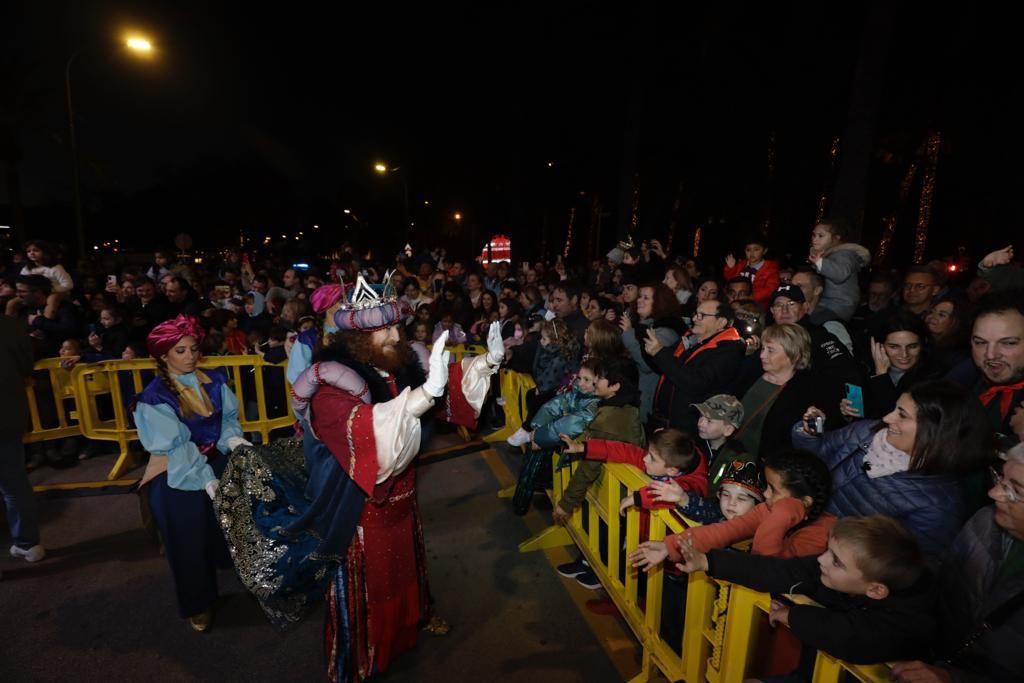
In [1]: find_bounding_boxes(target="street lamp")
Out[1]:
[66,33,155,258]
[372,161,411,242]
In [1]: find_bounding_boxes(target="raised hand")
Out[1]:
[980,245,1014,268]
[424,331,451,397]
[643,328,664,356]
[725,253,737,269]
[485,320,504,365]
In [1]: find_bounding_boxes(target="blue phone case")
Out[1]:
[846,383,865,416]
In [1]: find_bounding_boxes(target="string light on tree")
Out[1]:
[563,207,575,258]
[692,225,702,258]
[913,132,941,264]
[816,137,841,223]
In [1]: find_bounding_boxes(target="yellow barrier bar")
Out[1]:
[519,448,892,682]
[482,370,536,443]
[71,355,295,481]
[23,358,83,444]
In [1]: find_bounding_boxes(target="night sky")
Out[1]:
[2,2,1022,265]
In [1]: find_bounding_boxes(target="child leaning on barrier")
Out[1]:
[646,394,755,524]
[638,515,936,677]
[558,428,707,525]
[507,363,600,450]
[552,355,644,526]
[632,449,835,567]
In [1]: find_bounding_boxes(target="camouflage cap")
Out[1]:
[693,394,744,430]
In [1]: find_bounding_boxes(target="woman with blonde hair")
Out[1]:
[733,323,838,459]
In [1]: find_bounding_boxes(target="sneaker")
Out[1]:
[9,544,46,562]
[575,569,602,590]
[556,557,589,579]
[506,428,532,448]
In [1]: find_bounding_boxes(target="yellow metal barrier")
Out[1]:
[482,370,536,443]
[24,358,89,444]
[518,455,891,683]
[72,355,294,481]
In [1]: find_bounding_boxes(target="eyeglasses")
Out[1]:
[770,301,800,312]
[990,466,1022,504]
[693,311,721,321]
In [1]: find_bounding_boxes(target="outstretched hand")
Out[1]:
[486,321,504,365]
[424,331,451,397]
[980,245,1014,269]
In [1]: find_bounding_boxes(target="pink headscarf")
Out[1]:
[147,315,205,357]
[310,284,344,314]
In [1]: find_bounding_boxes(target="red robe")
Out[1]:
[311,379,428,680]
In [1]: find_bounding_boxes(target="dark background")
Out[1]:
[1,2,1021,267]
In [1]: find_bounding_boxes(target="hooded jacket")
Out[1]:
[814,242,871,322]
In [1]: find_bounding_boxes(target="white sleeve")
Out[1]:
[370,385,435,482]
[459,353,498,417]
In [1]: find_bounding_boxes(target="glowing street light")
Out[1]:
[374,162,388,174]
[454,212,462,221]
[126,36,153,53]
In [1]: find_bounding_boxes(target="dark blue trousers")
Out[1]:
[147,454,231,618]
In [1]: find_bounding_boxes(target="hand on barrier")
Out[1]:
[619,496,635,516]
[205,479,220,501]
[552,504,571,526]
[675,536,709,574]
[649,479,688,507]
[424,331,451,398]
[485,321,504,365]
[629,541,668,572]
[889,661,954,683]
[768,599,791,628]
[226,436,252,451]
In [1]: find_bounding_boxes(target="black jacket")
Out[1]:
[706,549,936,666]
[735,369,842,459]
[799,318,864,390]
[650,327,746,433]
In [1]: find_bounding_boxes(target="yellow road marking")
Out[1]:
[480,448,641,681]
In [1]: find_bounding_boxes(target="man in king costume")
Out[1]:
[216,272,503,681]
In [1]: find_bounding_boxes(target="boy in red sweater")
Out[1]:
[559,428,708,535]
[723,234,780,308]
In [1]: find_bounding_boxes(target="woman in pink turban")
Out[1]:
[133,315,250,632]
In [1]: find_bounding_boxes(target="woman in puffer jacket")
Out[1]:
[794,380,987,560]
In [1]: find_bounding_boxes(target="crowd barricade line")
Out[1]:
[482,370,536,443]
[34,355,296,483]
[515,454,890,683]
[24,358,84,445]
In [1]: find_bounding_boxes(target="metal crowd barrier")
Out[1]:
[517,456,891,683]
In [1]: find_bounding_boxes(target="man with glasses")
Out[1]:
[644,299,745,433]
[768,284,863,391]
[901,266,940,317]
[891,446,1024,681]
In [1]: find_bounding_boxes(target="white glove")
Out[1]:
[226,436,252,451]
[485,321,505,366]
[205,479,220,500]
[424,331,451,398]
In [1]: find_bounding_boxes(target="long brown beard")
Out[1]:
[337,329,416,373]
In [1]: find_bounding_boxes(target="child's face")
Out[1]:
[717,484,759,520]
[26,245,42,263]
[697,416,730,441]
[744,244,766,265]
[593,375,619,399]
[498,302,508,318]
[539,332,552,347]
[642,446,674,477]
[100,310,115,328]
[817,536,872,595]
[575,367,597,394]
[762,466,793,510]
[59,341,77,357]
[416,306,432,322]
[440,316,453,330]
[414,324,429,342]
[245,301,255,315]
[122,346,137,360]
[299,320,315,333]
[811,224,839,252]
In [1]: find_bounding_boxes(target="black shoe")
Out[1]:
[575,569,602,590]
[557,557,589,579]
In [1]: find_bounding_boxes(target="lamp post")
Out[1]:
[65,35,154,258]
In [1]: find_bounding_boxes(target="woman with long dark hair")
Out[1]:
[797,380,986,558]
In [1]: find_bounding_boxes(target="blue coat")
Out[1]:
[529,387,600,449]
[792,419,966,558]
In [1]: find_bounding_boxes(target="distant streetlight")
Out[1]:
[66,32,156,257]
[372,161,411,240]
[454,212,462,221]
